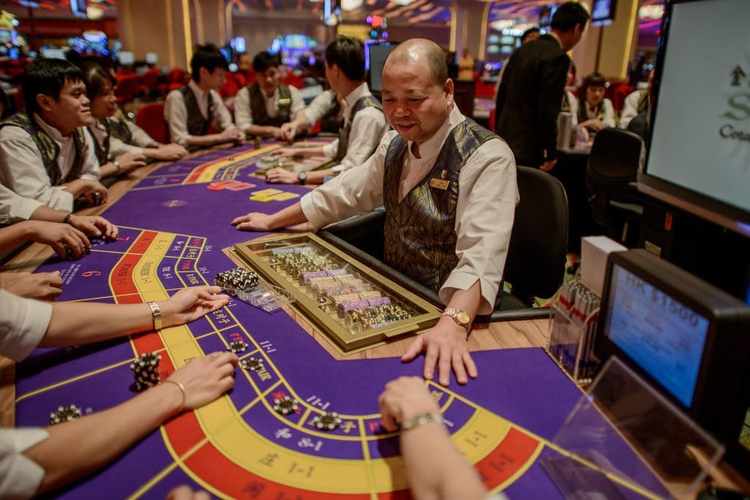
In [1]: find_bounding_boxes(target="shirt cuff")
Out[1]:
[12,197,43,222]
[9,299,52,362]
[322,142,336,159]
[300,192,328,231]
[80,174,99,181]
[439,271,498,315]
[0,428,49,499]
[51,190,75,213]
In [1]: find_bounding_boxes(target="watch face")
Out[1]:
[456,311,470,325]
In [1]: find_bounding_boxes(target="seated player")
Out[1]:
[164,44,243,149]
[379,377,504,500]
[232,39,518,386]
[0,59,108,212]
[280,88,338,142]
[266,36,388,186]
[576,72,616,139]
[0,285,238,498]
[234,51,306,139]
[81,62,188,179]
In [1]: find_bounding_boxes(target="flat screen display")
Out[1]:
[368,43,393,93]
[604,265,709,407]
[646,0,750,215]
[591,0,616,24]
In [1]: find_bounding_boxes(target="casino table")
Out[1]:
[3,142,669,499]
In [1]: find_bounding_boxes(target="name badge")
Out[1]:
[430,178,450,190]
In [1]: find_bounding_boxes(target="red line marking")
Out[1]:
[475,427,540,489]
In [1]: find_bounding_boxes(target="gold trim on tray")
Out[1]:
[233,233,441,352]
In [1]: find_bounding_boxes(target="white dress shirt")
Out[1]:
[302,89,337,125]
[0,290,54,499]
[164,80,236,146]
[89,118,159,159]
[0,184,43,225]
[581,98,616,128]
[0,114,100,212]
[619,89,647,129]
[320,83,387,173]
[234,84,305,132]
[301,106,519,313]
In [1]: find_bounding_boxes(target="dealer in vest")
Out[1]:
[231,39,519,387]
[234,51,306,140]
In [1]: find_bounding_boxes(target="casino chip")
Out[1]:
[49,404,82,425]
[311,412,342,431]
[229,340,248,354]
[272,396,299,416]
[240,356,264,372]
[215,268,259,296]
[130,352,161,391]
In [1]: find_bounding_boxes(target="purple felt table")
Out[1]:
[14,144,668,499]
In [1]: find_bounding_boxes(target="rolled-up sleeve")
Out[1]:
[0,127,74,212]
[164,90,190,146]
[127,121,159,148]
[0,428,49,499]
[303,90,336,125]
[300,132,392,230]
[210,90,236,132]
[0,184,42,224]
[234,87,252,132]
[0,289,52,361]
[439,139,518,313]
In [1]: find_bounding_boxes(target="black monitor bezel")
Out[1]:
[641,0,750,226]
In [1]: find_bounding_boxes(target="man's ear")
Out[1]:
[444,78,455,107]
[199,67,208,82]
[35,94,55,113]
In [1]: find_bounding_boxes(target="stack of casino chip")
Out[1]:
[229,340,248,354]
[215,268,259,296]
[49,404,82,425]
[272,396,299,416]
[312,412,342,431]
[130,352,161,391]
[240,356,264,372]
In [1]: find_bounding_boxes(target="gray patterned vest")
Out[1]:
[179,86,213,136]
[88,123,110,164]
[0,113,87,185]
[334,94,383,163]
[248,83,292,127]
[89,116,135,164]
[383,119,498,291]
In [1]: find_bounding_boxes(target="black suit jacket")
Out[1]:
[495,35,571,167]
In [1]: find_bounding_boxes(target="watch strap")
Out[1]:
[400,412,443,432]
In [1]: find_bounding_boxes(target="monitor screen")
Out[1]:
[604,264,710,407]
[645,0,750,217]
[368,43,393,93]
[591,0,617,25]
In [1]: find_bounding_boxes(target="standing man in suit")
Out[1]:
[495,2,590,171]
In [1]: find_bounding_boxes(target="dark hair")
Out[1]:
[190,44,228,83]
[79,61,116,100]
[578,72,608,122]
[23,58,84,115]
[252,51,281,73]
[521,27,541,43]
[551,1,591,32]
[325,36,365,82]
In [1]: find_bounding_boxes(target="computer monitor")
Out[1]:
[642,0,750,226]
[591,0,617,26]
[367,42,393,94]
[595,249,750,473]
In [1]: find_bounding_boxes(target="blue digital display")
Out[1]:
[605,265,709,407]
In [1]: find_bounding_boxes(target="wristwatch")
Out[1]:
[297,172,307,185]
[442,307,471,331]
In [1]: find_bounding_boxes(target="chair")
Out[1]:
[586,127,645,245]
[320,166,569,321]
[135,102,169,144]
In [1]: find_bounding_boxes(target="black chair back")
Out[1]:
[503,166,569,304]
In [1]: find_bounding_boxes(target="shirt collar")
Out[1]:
[342,82,371,117]
[407,105,465,161]
[33,113,66,142]
[189,80,208,101]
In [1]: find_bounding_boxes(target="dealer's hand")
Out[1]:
[280,122,298,142]
[266,168,298,184]
[159,285,230,328]
[401,317,477,386]
[165,351,238,410]
[24,220,90,258]
[231,212,274,231]
[0,271,63,300]
[378,376,440,432]
[167,486,211,500]
[68,214,118,240]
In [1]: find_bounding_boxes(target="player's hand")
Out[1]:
[166,351,238,410]
[115,152,147,173]
[167,486,211,500]
[160,285,230,328]
[378,376,440,432]
[67,214,118,240]
[266,168,297,184]
[540,159,557,172]
[231,212,274,231]
[401,317,477,386]
[24,220,90,258]
[76,179,109,206]
[0,271,63,300]
[271,127,285,140]
[146,144,188,161]
[221,128,245,144]
[280,123,298,142]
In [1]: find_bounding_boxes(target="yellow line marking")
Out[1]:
[358,419,379,500]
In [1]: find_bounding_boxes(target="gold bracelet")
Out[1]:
[147,301,162,331]
[162,379,186,411]
[400,412,443,432]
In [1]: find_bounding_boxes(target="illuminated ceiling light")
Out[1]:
[489,19,514,31]
[86,5,104,19]
[638,5,664,20]
[395,0,413,5]
[341,0,363,10]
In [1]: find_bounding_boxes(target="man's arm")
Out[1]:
[537,53,570,162]
[0,183,44,225]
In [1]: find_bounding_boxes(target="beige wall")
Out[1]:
[119,0,191,69]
